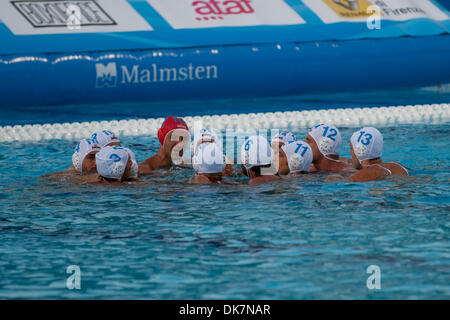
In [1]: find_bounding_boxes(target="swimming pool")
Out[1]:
[0,123,448,299]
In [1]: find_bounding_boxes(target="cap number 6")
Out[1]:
[245,140,253,151]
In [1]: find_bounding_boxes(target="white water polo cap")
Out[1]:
[96,146,133,180]
[192,142,225,174]
[91,130,120,148]
[271,131,297,146]
[191,129,221,154]
[72,139,101,173]
[241,135,273,169]
[351,127,383,162]
[281,140,313,173]
[308,124,342,156]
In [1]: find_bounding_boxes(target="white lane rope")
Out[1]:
[0,103,449,142]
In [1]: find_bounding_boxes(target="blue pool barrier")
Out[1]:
[0,0,450,108]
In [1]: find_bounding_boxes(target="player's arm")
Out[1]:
[348,166,387,182]
[138,161,153,175]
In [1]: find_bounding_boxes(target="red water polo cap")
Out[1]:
[157,116,189,145]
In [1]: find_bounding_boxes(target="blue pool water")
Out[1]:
[0,123,448,299]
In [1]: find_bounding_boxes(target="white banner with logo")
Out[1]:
[146,0,305,29]
[302,0,448,23]
[0,0,153,35]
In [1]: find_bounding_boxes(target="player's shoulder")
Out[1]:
[383,162,409,176]
[349,165,387,182]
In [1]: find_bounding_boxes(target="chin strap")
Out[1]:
[367,163,392,176]
[323,155,344,164]
[129,160,139,179]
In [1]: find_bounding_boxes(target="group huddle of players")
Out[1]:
[46,116,409,185]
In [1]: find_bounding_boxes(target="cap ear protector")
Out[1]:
[289,153,304,171]
[130,160,138,179]
[319,137,334,154]
[192,160,199,173]
[354,144,369,160]
[118,147,138,179]
[111,161,126,178]
[72,152,82,172]
[241,142,252,169]
[108,151,128,179]
[192,146,200,172]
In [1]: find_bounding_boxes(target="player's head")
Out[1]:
[91,130,120,148]
[95,146,138,181]
[157,116,190,163]
[241,135,273,177]
[277,141,313,175]
[72,139,101,174]
[350,127,383,169]
[306,124,341,162]
[192,142,225,176]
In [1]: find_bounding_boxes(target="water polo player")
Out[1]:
[305,124,353,173]
[91,130,121,148]
[191,128,238,177]
[69,138,101,174]
[348,127,409,182]
[139,116,190,174]
[93,146,140,184]
[43,138,100,180]
[190,142,226,184]
[275,140,313,176]
[241,135,280,185]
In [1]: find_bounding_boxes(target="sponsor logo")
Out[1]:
[146,0,305,29]
[95,62,219,88]
[374,0,426,18]
[192,0,254,21]
[96,62,117,88]
[322,0,374,19]
[0,0,153,35]
[333,0,359,11]
[11,0,116,28]
[302,0,448,23]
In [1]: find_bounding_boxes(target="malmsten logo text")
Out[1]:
[96,62,219,88]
